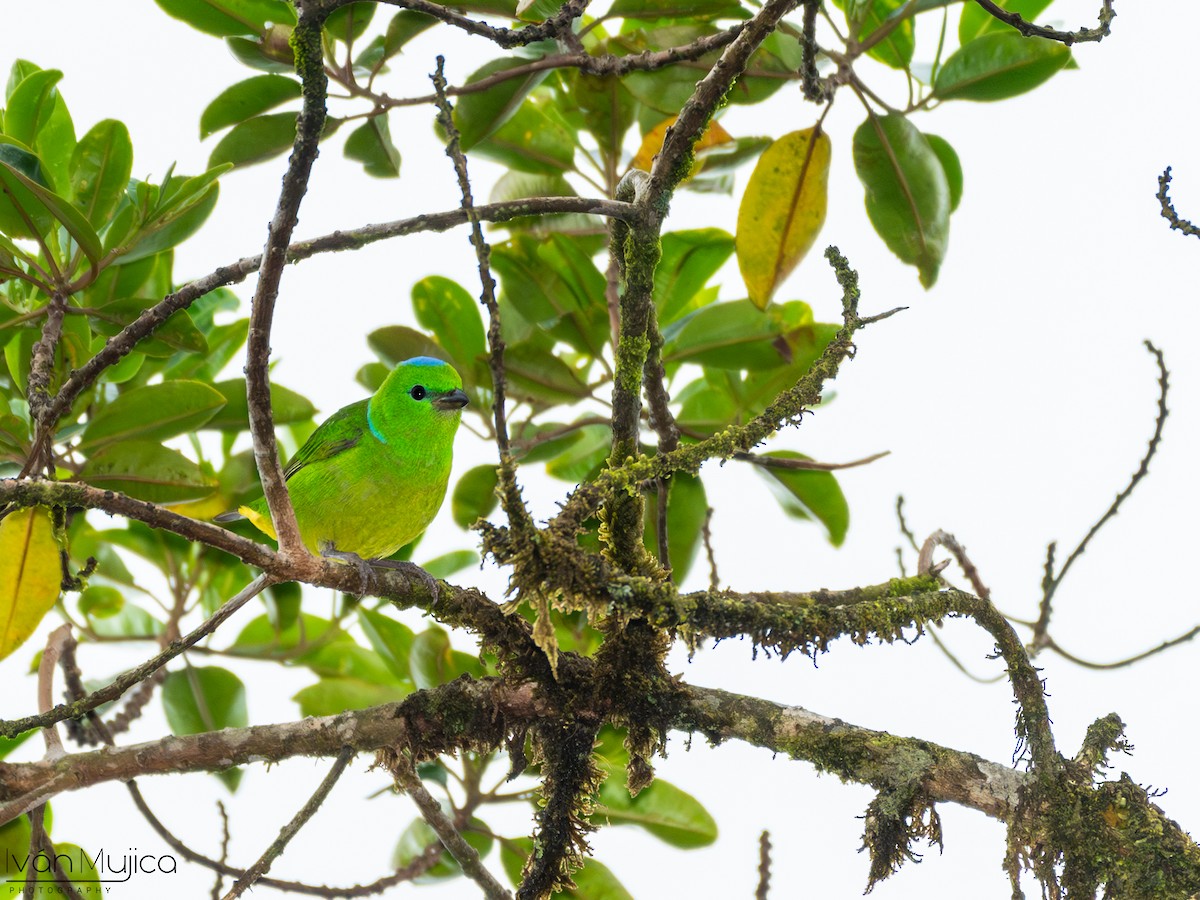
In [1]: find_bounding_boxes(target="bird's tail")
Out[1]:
[213,510,245,524]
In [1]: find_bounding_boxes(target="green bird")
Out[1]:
[217,357,468,579]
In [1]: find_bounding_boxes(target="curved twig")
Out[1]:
[1157,166,1200,239]
[970,0,1115,45]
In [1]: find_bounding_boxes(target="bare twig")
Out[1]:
[916,529,991,601]
[702,507,719,591]
[756,830,772,900]
[377,25,746,108]
[212,801,230,900]
[375,0,588,48]
[1041,625,1200,671]
[970,0,1115,44]
[392,756,514,900]
[221,747,356,899]
[1031,341,1168,651]
[36,625,72,759]
[1157,166,1200,239]
[734,450,890,472]
[895,495,919,553]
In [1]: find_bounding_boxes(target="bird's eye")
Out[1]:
[410,385,427,401]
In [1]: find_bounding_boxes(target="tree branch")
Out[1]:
[391,755,513,900]
[970,0,1115,44]
[1157,166,1200,239]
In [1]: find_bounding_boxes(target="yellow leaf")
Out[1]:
[164,492,229,521]
[736,127,832,309]
[0,508,62,662]
[630,117,734,175]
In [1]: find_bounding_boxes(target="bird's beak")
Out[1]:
[432,388,469,411]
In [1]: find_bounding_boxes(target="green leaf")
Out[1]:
[78,585,124,619]
[454,57,550,151]
[162,667,248,734]
[411,276,486,382]
[473,97,576,175]
[204,378,315,431]
[925,133,963,213]
[731,32,804,105]
[112,175,223,263]
[655,229,733,325]
[856,0,915,69]
[409,626,483,691]
[422,550,478,579]
[959,0,1052,43]
[357,607,415,681]
[153,0,297,37]
[70,120,133,227]
[510,420,585,463]
[395,816,494,882]
[368,325,447,367]
[593,765,718,847]
[933,32,1071,102]
[326,1,375,42]
[755,451,850,546]
[572,71,636,164]
[293,677,410,716]
[207,112,297,169]
[0,159,102,266]
[544,424,611,482]
[199,74,301,138]
[89,602,164,638]
[384,10,438,52]
[736,127,831,309]
[852,114,949,288]
[225,31,296,73]
[451,464,498,529]
[344,117,401,178]
[231,612,346,655]
[3,70,64,166]
[504,342,590,405]
[662,299,795,369]
[500,837,634,899]
[80,380,226,449]
[642,473,707,581]
[78,441,218,504]
[0,509,60,663]
[162,666,247,788]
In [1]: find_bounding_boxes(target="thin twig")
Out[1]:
[393,756,514,900]
[756,830,772,900]
[376,0,588,48]
[1031,341,1169,651]
[222,748,356,899]
[1041,626,1200,671]
[212,801,231,900]
[36,625,72,759]
[702,507,720,591]
[734,450,890,472]
[1157,166,1200,239]
[970,0,1115,44]
[916,529,991,601]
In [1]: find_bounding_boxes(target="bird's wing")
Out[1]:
[283,399,368,481]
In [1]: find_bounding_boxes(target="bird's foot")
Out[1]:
[369,558,440,604]
[320,544,377,597]
[318,544,439,602]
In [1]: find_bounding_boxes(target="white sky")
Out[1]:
[3,0,1200,898]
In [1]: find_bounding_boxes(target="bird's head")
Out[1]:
[371,357,468,443]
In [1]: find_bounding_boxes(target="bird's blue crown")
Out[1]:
[403,356,450,367]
